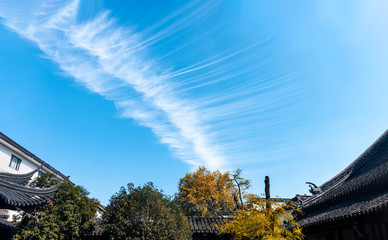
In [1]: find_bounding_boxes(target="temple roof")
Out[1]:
[188,216,227,234]
[0,170,63,210]
[297,130,388,227]
[0,167,39,185]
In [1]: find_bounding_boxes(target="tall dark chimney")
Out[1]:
[265,176,270,200]
[265,176,270,209]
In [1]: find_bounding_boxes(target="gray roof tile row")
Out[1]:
[188,216,226,234]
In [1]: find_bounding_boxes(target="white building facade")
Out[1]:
[0,132,65,179]
[0,131,66,222]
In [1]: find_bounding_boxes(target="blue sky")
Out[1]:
[0,0,387,204]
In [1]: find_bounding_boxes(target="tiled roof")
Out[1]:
[0,132,66,179]
[320,130,388,193]
[0,170,63,209]
[297,130,388,227]
[188,216,227,234]
[299,191,388,227]
[0,167,39,185]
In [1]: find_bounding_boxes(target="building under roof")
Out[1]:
[0,131,66,237]
[0,131,105,239]
[295,129,388,240]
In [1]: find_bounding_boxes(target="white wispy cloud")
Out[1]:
[0,0,317,170]
[0,0,229,169]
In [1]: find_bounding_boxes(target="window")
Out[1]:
[9,155,22,171]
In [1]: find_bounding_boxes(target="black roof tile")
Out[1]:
[0,170,63,210]
[0,167,39,185]
[188,216,227,234]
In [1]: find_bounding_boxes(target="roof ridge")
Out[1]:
[319,129,388,191]
[305,159,388,211]
[0,176,63,195]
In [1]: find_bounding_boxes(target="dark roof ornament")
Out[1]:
[306,182,322,195]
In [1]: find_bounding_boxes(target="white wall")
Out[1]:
[0,143,38,174]
[0,140,50,221]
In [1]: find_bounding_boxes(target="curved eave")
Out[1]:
[298,129,388,227]
[0,178,63,209]
[302,158,388,212]
[301,130,388,211]
[0,168,40,185]
[299,191,388,227]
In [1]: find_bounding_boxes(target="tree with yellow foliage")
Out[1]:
[177,166,304,239]
[219,194,304,240]
[176,166,235,217]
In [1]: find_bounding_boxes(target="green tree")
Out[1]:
[219,195,304,240]
[30,172,60,188]
[102,182,191,240]
[12,173,98,240]
[176,166,235,217]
